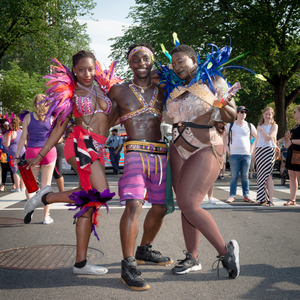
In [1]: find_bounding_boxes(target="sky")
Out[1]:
[78,0,136,68]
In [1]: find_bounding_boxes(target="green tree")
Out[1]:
[110,0,300,137]
[0,0,96,66]
[1,21,92,75]
[0,61,46,114]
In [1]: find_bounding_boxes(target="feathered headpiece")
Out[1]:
[5,112,14,123]
[189,43,266,94]
[19,111,30,122]
[0,112,14,134]
[42,58,122,132]
[154,63,185,107]
[42,58,76,131]
[94,60,122,94]
[158,33,267,101]
[155,33,185,106]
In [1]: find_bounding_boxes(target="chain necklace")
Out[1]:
[131,80,153,93]
[78,84,97,140]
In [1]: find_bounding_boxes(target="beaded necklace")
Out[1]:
[119,84,162,123]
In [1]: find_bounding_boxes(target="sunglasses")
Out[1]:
[239,111,247,114]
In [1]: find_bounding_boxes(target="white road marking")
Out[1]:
[0,191,27,210]
[215,186,299,206]
[1,185,299,211]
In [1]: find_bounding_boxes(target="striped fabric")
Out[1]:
[119,152,167,206]
[255,147,275,203]
[72,126,107,191]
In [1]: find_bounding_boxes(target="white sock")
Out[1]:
[208,197,216,204]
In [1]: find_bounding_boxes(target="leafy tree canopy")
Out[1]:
[0,0,96,73]
[1,22,92,75]
[0,61,46,114]
[110,0,300,137]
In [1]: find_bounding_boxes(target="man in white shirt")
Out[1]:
[223,106,257,203]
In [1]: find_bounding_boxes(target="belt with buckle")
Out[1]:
[124,140,167,154]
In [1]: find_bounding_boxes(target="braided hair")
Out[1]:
[72,50,96,81]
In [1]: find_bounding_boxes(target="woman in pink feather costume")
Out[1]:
[23,50,121,276]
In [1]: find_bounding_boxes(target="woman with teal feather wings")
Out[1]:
[153,33,265,279]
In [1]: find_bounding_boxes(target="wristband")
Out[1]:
[38,152,44,158]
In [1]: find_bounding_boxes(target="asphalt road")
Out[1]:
[0,170,300,300]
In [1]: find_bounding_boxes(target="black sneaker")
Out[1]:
[214,239,240,279]
[24,211,34,224]
[172,251,202,275]
[121,257,150,291]
[135,244,173,265]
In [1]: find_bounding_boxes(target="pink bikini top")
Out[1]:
[73,94,112,118]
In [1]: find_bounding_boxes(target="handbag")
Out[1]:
[291,148,300,165]
[275,142,281,161]
[1,152,7,163]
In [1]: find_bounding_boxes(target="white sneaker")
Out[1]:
[21,187,26,191]
[73,261,108,275]
[226,196,235,203]
[43,216,53,225]
[208,197,216,204]
[24,185,53,213]
[11,188,20,192]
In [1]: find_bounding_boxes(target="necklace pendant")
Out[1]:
[141,88,145,93]
[82,122,93,132]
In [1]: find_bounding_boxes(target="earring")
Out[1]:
[74,73,77,76]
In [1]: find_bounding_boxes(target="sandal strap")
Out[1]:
[284,200,296,205]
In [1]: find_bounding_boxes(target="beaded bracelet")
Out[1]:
[38,152,44,158]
